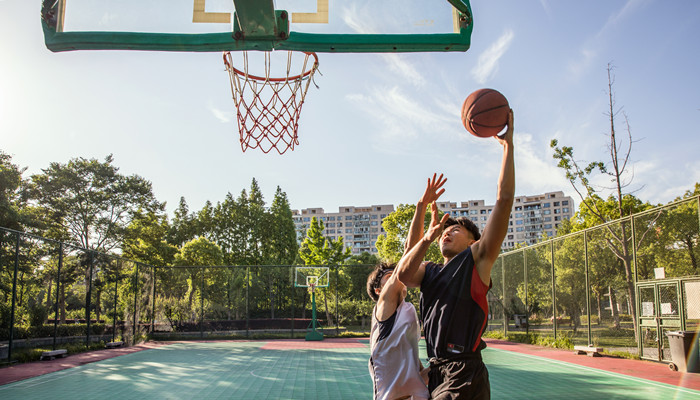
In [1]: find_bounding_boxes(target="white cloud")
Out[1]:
[567,0,649,79]
[209,105,233,123]
[539,0,552,17]
[471,30,514,84]
[380,54,425,87]
[345,86,456,153]
[99,12,118,27]
[342,4,378,34]
[515,132,571,194]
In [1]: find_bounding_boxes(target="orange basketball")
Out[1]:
[461,88,510,138]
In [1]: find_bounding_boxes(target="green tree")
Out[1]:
[123,210,178,267]
[375,204,443,263]
[168,197,198,247]
[29,154,163,252]
[268,186,298,265]
[299,217,351,325]
[0,151,28,230]
[648,183,700,277]
[173,237,224,321]
[550,64,657,336]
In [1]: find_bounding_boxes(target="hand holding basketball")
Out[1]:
[461,88,511,138]
[494,109,514,147]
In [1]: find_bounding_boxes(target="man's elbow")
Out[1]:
[397,270,419,288]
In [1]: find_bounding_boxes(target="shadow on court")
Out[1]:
[1,340,698,399]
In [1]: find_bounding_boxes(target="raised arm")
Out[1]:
[404,173,447,254]
[473,110,515,285]
[397,202,449,288]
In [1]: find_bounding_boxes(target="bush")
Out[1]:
[0,323,109,340]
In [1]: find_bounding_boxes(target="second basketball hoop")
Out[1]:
[223,50,319,155]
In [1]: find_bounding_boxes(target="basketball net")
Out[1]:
[223,51,319,155]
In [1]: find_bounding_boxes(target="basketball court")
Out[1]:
[2,338,699,399]
[14,1,697,399]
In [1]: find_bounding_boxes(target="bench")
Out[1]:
[105,341,124,348]
[40,349,68,361]
[574,345,602,357]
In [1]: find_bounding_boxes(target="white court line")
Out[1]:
[489,348,700,397]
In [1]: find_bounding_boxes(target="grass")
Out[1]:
[483,329,642,360]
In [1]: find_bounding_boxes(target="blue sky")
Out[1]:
[2,0,699,216]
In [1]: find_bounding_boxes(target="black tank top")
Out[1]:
[420,247,491,359]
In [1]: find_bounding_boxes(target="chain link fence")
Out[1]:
[2,196,698,361]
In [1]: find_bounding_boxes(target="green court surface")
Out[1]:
[1,340,698,399]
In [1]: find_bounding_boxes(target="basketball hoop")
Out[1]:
[223,51,319,155]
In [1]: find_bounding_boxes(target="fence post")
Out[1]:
[246,266,250,338]
[291,267,295,338]
[200,268,205,339]
[113,269,118,343]
[132,263,139,343]
[53,242,63,350]
[524,249,529,336]
[151,267,156,335]
[335,265,340,335]
[584,231,591,346]
[86,252,94,347]
[8,232,20,361]
[502,257,507,337]
[551,240,557,340]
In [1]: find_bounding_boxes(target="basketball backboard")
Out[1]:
[41,0,473,53]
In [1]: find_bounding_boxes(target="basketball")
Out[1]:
[461,88,510,138]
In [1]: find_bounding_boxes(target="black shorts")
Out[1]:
[429,359,490,400]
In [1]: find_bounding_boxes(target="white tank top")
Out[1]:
[369,300,429,400]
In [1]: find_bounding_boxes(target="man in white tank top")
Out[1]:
[367,264,429,400]
[366,174,447,400]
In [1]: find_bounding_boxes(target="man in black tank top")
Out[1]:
[395,110,515,399]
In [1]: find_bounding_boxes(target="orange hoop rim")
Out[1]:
[223,51,319,83]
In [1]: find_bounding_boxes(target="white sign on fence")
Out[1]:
[685,281,700,319]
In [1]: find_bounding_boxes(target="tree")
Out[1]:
[29,154,163,252]
[173,237,224,321]
[267,186,299,265]
[550,64,657,336]
[123,210,178,267]
[168,197,198,248]
[648,183,700,277]
[375,204,443,263]
[0,151,29,230]
[298,217,351,325]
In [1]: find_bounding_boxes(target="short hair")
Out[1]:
[366,262,396,302]
[444,216,481,241]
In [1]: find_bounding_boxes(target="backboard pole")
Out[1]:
[306,285,324,341]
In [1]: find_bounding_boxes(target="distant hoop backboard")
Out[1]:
[294,266,329,288]
[41,0,473,53]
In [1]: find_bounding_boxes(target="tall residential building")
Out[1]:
[292,205,394,255]
[292,191,574,254]
[435,191,574,250]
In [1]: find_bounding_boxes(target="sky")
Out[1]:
[2,0,700,217]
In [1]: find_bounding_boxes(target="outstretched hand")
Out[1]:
[495,109,514,146]
[424,202,449,243]
[419,173,447,205]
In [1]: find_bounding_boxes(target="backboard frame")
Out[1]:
[41,0,473,53]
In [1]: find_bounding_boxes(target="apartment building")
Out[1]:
[292,192,573,254]
[435,191,574,250]
[292,205,394,255]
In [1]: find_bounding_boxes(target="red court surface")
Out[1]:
[483,337,700,391]
[261,337,366,350]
